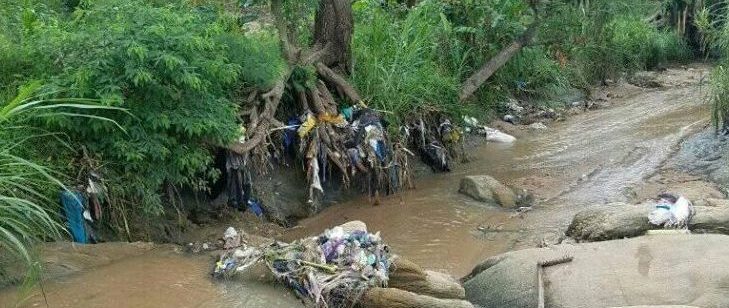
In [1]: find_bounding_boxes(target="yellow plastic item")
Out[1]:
[298,114,317,138]
[318,113,347,125]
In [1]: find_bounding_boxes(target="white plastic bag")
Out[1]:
[648,206,672,226]
[666,196,693,228]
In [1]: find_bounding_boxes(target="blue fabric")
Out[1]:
[374,140,386,161]
[247,198,264,217]
[61,190,87,244]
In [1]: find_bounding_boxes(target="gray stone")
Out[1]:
[459,176,517,208]
[528,122,548,130]
[566,203,729,241]
[464,234,729,308]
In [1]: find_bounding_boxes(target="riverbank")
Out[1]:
[0,63,718,307]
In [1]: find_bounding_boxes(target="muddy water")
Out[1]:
[0,245,300,308]
[289,66,711,277]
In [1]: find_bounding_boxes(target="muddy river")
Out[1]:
[0,65,711,307]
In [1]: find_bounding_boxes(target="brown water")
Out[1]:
[288,66,711,277]
[0,66,711,307]
[0,244,301,308]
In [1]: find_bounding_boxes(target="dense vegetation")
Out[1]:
[0,0,702,279]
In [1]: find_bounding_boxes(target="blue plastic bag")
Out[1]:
[61,190,87,244]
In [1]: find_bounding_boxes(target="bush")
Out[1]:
[2,0,286,215]
[608,17,688,71]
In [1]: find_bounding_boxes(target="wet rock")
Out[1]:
[566,202,653,241]
[463,234,729,308]
[459,175,517,208]
[528,122,548,130]
[360,288,474,308]
[671,128,729,189]
[566,203,729,241]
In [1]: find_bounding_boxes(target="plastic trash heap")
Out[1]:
[213,225,392,307]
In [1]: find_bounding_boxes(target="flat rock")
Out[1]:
[463,234,729,308]
[459,176,517,208]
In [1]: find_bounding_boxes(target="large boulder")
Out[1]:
[459,175,517,208]
[566,202,729,241]
[463,234,729,308]
[388,257,465,299]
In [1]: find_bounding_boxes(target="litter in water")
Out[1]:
[213,222,392,307]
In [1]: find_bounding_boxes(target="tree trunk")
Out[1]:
[459,21,540,102]
[313,0,354,74]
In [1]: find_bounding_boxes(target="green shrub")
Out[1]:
[351,2,462,120]
[8,0,285,214]
[608,17,688,71]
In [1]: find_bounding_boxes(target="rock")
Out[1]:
[459,176,517,208]
[464,234,729,308]
[566,203,729,241]
[360,288,474,308]
[528,122,548,130]
[705,198,729,207]
[339,220,367,233]
[566,202,653,241]
[389,257,466,300]
[503,114,518,124]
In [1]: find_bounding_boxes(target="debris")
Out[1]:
[223,226,241,249]
[505,98,524,114]
[503,114,518,124]
[213,222,393,307]
[462,116,516,143]
[247,198,264,217]
[60,190,88,244]
[648,193,695,229]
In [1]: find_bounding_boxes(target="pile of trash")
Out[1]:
[278,102,414,206]
[213,222,392,307]
[463,116,516,143]
[648,193,695,229]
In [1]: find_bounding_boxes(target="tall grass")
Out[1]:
[351,3,462,121]
[0,82,124,271]
[710,65,729,131]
